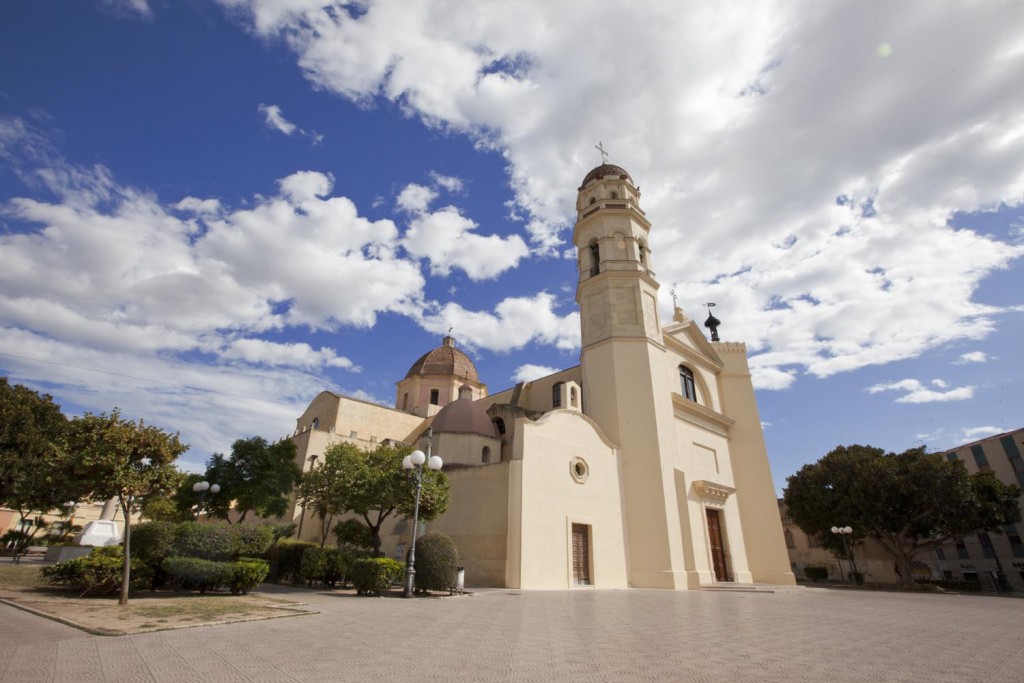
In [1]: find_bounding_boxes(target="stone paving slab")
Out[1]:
[1,586,1023,682]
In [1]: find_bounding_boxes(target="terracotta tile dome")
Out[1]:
[404,335,479,382]
[431,385,498,437]
[580,163,632,188]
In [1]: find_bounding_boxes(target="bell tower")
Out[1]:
[574,165,661,346]
[575,163,693,589]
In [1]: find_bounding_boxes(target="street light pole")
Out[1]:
[402,428,442,598]
[192,481,220,521]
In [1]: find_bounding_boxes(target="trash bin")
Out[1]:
[455,567,465,594]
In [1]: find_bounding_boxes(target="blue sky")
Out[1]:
[1,1,1022,493]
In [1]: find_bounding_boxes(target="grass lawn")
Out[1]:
[0,560,316,635]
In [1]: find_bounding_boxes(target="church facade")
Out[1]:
[286,164,795,589]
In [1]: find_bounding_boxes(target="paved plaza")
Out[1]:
[1,585,1022,682]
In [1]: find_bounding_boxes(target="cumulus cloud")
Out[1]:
[512,364,559,383]
[419,292,580,353]
[955,351,988,364]
[219,339,357,370]
[100,0,152,19]
[430,172,464,194]
[258,103,323,144]
[396,183,437,214]
[402,206,529,280]
[217,0,1024,388]
[866,378,974,404]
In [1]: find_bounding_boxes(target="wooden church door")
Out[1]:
[706,509,729,581]
[572,523,591,586]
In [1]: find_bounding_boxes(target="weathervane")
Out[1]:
[595,141,609,164]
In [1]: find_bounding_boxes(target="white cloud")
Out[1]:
[217,0,1024,387]
[220,339,357,370]
[955,351,988,364]
[175,196,221,215]
[258,103,323,144]
[419,292,580,353]
[430,171,464,194]
[396,183,437,214]
[866,378,974,404]
[402,206,529,280]
[512,364,559,383]
[100,0,152,19]
[931,379,948,389]
[962,426,1005,441]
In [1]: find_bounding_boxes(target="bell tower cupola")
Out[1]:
[574,163,661,348]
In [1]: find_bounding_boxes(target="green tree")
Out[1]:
[0,378,79,560]
[68,410,187,605]
[784,445,1021,586]
[296,449,352,547]
[202,437,300,523]
[334,442,449,556]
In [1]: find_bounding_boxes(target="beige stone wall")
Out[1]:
[512,409,628,589]
[479,366,583,414]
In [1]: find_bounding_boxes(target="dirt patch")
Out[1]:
[0,564,316,636]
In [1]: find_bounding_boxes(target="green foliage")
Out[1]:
[172,522,236,561]
[269,523,297,543]
[333,518,373,553]
[233,524,274,558]
[316,442,450,556]
[229,559,270,594]
[132,521,178,567]
[298,547,350,588]
[268,540,318,583]
[202,437,300,523]
[41,546,151,596]
[413,532,459,593]
[784,445,1022,586]
[161,556,269,595]
[350,557,403,596]
[803,566,829,582]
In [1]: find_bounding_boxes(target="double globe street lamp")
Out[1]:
[192,480,220,520]
[402,437,443,598]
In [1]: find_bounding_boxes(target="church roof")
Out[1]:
[404,335,480,382]
[431,386,497,437]
[580,163,632,188]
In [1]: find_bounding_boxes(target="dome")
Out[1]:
[580,163,632,188]
[431,385,497,438]
[404,336,480,382]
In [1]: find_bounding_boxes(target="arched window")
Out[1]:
[482,446,491,464]
[589,196,596,205]
[570,386,578,408]
[429,389,440,405]
[492,417,506,436]
[589,241,600,276]
[638,241,647,268]
[312,417,320,430]
[609,191,618,199]
[402,393,408,410]
[679,366,697,402]
[552,381,564,408]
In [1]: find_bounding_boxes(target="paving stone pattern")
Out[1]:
[1,586,1023,682]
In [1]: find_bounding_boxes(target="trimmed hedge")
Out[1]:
[351,557,403,596]
[233,525,274,558]
[163,557,269,595]
[299,547,350,588]
[804,566,829,582]
[172,522,236,561]
[413,533,459,593]
[41,546,151,596]
[268,540,318,584]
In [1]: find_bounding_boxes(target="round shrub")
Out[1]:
[229,559,269,595]
[163,556,233,594]
[41,546,151,596]
[300,547,328,586]
[322,549,349,588]
[350,557,403,595]
[333,518,373,552]
[132,521,177,567]
[172,522,235,561]
[413,532,459,593]
[233,525,274,559]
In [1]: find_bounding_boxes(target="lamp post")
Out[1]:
[192,481,220,520]
[831,525,858,586]
[402,429,443,598]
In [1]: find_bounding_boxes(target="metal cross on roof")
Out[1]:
[670,288,678,308]
[595,141,609,164]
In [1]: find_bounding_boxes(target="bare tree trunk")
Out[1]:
[119,495,131,606]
